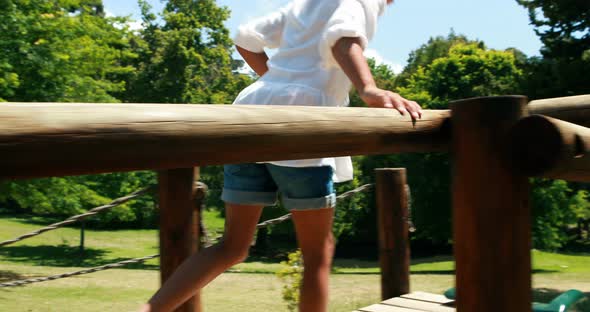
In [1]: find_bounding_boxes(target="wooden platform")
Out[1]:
[354,292,455,312]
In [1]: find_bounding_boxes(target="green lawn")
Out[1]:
[0,215,588,311]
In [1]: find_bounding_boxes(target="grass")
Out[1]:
[0,214,589,311]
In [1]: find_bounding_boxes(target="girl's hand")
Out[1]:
[360,86,423,120]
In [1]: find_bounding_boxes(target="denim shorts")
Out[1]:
[221,163,336,210]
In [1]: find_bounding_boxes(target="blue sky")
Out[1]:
[103,0,542,73]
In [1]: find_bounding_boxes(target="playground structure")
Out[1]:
[0,94,589,311]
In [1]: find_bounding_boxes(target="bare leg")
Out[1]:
[291,208,335,312]
[141,203,263,312]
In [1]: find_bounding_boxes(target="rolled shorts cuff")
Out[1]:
[283,193,337,211]
[221,188,278,206]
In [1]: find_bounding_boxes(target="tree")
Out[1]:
[0,0,138,102]
[517,0,589,60]
[399,43,523,106]
[397,31,474,86]
[0,0,156,227]
[127,0,251,104]
[516,0,590,97]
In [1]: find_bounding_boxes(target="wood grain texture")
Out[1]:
[158,168,201,312]
[450,96,531,312]
[355,292,456,312]
[400,292,454,305]
[0,103,450,179]
[508,114,590,182]
[382,298,455,312]
[375,169,410,300]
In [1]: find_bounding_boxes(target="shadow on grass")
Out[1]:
[533,288,590,311]
[0,245,159,270]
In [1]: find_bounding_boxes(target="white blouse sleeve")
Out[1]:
[319,0,371,68]
[233,6,289,53]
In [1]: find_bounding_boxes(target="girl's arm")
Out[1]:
[331,37,422,120]
[237,45,269,77]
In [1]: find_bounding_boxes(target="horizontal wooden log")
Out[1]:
[529,95,590,127]
[508,114,590,182]
[0,103,450,180]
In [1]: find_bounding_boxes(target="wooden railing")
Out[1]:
[1,94,589,312]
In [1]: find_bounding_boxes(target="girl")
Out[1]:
[141,0,421,311]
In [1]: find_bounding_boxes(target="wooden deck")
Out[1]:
[354,292,455,312]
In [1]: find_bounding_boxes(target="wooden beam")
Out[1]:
[375,168,411,300]
[529,95,590,127]
[0,103,450,180]
[158,168,202,312]
[508,114,590,182]
[451,96,531,312]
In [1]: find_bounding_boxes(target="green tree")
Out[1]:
[127,0,251,104]
[0,0,138,102]
[516,0,590,97]
[0,0,156,227]
[531,179,579,250]
[397,32,474,86]
[399,43,523,106]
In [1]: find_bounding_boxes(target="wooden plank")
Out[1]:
[356,303,421,312]
[0,103,450,180]
[375,168,410,300]
[451,96,531,312]
[400,292,454,305]
[382,298,455,312]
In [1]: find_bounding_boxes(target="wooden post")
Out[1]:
[79,220,85,255]
[158,168,202,312]
[450,96,530,312]
[375,168,410,300]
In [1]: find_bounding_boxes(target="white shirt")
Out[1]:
[233,0,387,183]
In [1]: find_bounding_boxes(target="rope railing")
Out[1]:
[0,182,379,287]
[255,183,376,229]
[0,186,155,247]
[0,254,160,288]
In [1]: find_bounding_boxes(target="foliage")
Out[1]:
[276,249,303,311]
[397,31,475,86]
[126,0,251,104]
[516,0,590,98]
[570,190,590,222]
[530,179,580,250]
[516,0,590,60]
[0,171,157,228]
[0,0,138,102]
[398,43,523,104]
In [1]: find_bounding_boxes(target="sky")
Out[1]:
[102,0,543,74]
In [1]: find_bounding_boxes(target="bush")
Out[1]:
[276,249,303,311]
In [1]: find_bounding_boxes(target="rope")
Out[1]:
[0,183,375,287]
[0,186,155,247]
[0,254,159,288]
[337,183,373,201]
[254,183,375,229]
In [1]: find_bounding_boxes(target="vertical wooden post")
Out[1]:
[79,220,85,255]
[451,96,531,312]
[158,167,202,312]
[375,168,410,300]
